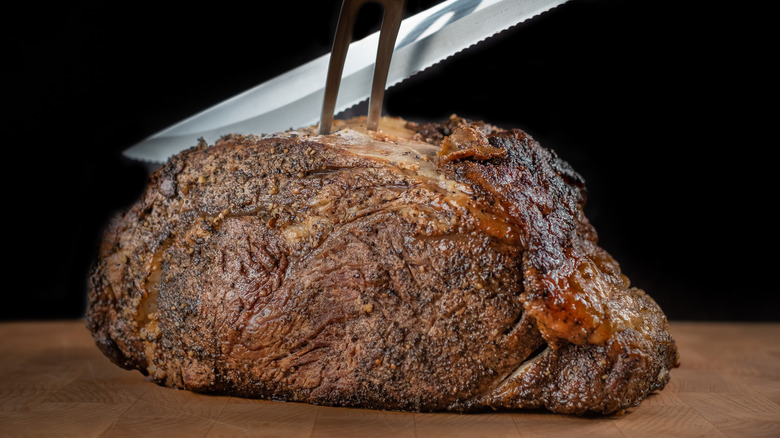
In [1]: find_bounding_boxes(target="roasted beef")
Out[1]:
[87,115,678,415]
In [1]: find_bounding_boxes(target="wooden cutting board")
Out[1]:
[1,320,778,437]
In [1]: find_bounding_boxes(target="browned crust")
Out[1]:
[87,116,678,415]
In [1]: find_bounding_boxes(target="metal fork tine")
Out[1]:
[319,0,406,135]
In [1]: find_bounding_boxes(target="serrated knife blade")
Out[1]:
[123,0,571,163]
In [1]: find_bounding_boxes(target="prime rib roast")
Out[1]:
[87,115,678,415]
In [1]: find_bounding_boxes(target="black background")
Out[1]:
[4,0,777,321]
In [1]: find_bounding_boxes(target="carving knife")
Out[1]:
[123,0,571,164]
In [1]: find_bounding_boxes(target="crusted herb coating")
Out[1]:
[87,116,678,415]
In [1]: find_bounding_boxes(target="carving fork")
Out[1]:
[319,0,406,134]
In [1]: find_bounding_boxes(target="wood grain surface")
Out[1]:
[1,321,778,437]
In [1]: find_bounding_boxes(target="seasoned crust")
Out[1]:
[87,115,678,415]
